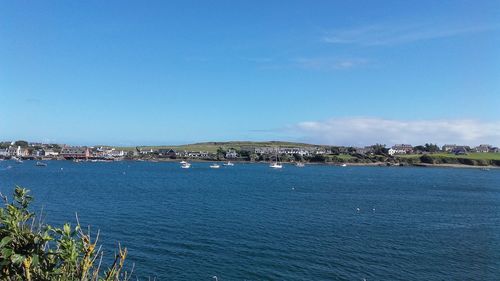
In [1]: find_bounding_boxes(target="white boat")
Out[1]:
[270,148,283,169]
[270,162,283,169]
[181,162,191,169]
[295,162,305,167]
[36,161,47,167]
[210,163,220,169]
[223,161,234,166]
[13,157,23,164]
[180,160,187,164]
[341,163,347,167]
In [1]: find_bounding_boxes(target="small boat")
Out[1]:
[223,161,234,166]
[181,162,191,169]
[210,163,220,169]
[341,163,347,167]
[269,148,283,169]
[36,161,47,167]
[295,162,305,167]
[14,157,23,164]
[180,160,187,164]
[270,162,283,169]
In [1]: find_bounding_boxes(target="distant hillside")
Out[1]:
[119,141,325,153]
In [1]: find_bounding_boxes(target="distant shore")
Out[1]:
[5,158,498,170]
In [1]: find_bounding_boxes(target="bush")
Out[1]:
[419,155,434,164]
[0,187,130,280]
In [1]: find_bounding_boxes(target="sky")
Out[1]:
[1,0,499,146]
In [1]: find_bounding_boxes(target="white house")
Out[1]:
[43,149,59,157]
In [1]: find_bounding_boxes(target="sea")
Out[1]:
[0,160,499,280]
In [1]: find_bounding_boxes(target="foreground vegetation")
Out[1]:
[0,187,130,280]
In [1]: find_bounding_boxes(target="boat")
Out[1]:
[269,148,283,169]
[13,157,23,164]
[181,162,191,169]
[210,163,220,169]
[36,161,47,167]
[223,161,234,166]
[295,162,305,167]
[180,160,187,164]
[341,163,347,167]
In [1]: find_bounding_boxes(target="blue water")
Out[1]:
[0,160,499,280]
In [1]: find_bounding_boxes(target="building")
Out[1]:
[451,146,470,155]
[225,150,238,159]
[254,147,275,155]
[138,148,155,155]
[60,147,90,159]
[388,144,413,156]
[108,150,125,158]
[442,144,457,152]
[474,144,492,153]
[43,149,59,157]
[158,149,177,158]
[354,146,373,154]
[0,148,9,157]
[277,147,311,156]
[33,149,45,157]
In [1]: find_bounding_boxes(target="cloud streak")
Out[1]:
[287,117,500,146]
[293,57,368,70]
[323,23,499,46]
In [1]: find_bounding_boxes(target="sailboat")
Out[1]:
[223,161,234,166]
[181,162,191,169]
[269,148,283,169]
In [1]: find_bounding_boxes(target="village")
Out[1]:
[0,140,498,163]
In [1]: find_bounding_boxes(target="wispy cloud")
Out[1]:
[286,117,500,146]
[293,57,369,70]
[323,23,499,46]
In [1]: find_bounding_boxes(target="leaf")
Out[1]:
[0,236,12,248]
[11,253,25,264]
[31,254,39,267]
[1,247,13,258]
[63,223,71,236]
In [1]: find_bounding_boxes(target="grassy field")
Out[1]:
[396,153,500,160]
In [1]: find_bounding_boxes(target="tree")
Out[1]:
[414,145,426,152]
[424,143,440,153]
[330,147,340,155]
[14,140,28,147]
[371,144,388,155]
[216,147,226,158]
[310,154,326,162]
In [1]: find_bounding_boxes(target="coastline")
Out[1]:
[6,158,497,170]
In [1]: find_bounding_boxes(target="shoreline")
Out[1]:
[5,158,498,170]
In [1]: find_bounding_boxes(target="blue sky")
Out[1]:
[1,1,499,146]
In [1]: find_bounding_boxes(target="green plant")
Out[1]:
[0,187,130,281]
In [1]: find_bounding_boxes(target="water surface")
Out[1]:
[0,161,499,280]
